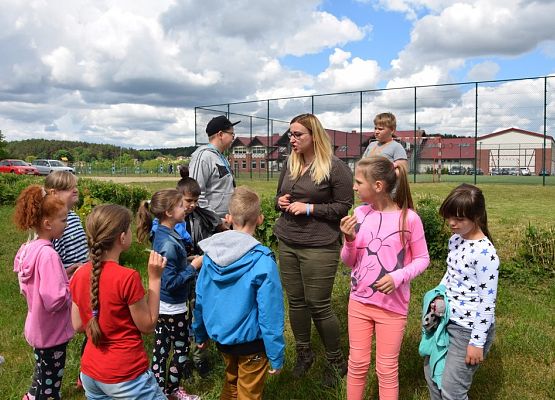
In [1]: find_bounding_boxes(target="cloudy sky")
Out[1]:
[2,0,555,148]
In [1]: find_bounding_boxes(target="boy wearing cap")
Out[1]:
[193,186,285,400]
[189,115,239,219]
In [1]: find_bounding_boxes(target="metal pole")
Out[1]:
[413,86,417,183]
[360,92,363,158]
[250,116,253,180]
[267,100,270,181]
[474,82,478,184]
[194,107,198,146]
[543,77,547,186]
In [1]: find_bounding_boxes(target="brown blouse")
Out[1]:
[273,156,354,247]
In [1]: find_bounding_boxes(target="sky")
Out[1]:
[1,0,555,149]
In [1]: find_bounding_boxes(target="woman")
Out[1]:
[274,113,353,386]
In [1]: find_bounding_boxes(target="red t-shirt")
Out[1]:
[70,261,148,383]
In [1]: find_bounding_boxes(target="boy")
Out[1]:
[363,112,408,169]
[193,186,285,400]
[44,170,88,278]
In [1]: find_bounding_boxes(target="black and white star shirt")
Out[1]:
[440,234,499,348]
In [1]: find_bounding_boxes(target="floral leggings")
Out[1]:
[151,313,190,394]
[28,342,68,399]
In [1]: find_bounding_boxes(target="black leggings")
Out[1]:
[29,342,68,399]
[151,313,190,393]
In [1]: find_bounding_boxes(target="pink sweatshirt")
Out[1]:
[341,205,430,316]
[13,239,74,348]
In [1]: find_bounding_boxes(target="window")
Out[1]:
[234,146,247,155]
[242,161,247,169]
[252,161,257,169]
[252,146,266,155]
[260,160,266,169]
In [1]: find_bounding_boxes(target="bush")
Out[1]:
[513,224,555,278]
[255,194,280,250]
[0,174,43,205]
[414,195,450,263]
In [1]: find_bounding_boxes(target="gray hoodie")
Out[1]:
[189,144,235,218]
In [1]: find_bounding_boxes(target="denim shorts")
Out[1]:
[80,370,166,400]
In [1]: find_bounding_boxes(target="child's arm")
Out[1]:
[467,243,499,364]
[129,251,166,333]
[159,245,197,293]
[340,213,359,268]
[37,250,71,313]
[71,302,84,332]
[386,213,430,291]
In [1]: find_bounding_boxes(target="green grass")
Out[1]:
[0,181,554,399]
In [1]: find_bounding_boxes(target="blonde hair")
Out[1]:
[374,112,396,131]
[287,113,332,185]
[356,156,413,244]
[44,170,78,191]
[136,189,183,243]
[229,186,261,227]
[85,204,132,347]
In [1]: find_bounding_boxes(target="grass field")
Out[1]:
[0,180,554,399]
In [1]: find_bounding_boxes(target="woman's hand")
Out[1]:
[286,201,311,216]
[374,274,395,294]
[277,194,291,210]
[340,215,357,242]
[147,250,167,280]
[465,345,484,365]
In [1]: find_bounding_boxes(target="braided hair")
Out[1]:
[85,204,132,346]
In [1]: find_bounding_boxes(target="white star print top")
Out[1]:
[440,234,499,348]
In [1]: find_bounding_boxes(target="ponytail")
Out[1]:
[136,200,154,244]
[14,185,65,231]
[85,204,132,347]
[176,165,201,197]
[136,190,184,243]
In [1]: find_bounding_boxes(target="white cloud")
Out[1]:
[466,61,500,81]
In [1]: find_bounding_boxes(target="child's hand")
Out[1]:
[147,251,167,279]
[269,368,281,375]
[374,274,395,294]
[465,345,484,365]
[191,255,203,270]
[197,340,209,350]
[340,215,357,242]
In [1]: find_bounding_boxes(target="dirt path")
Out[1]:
[89,176,178,184]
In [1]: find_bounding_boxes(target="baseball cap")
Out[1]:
[206,115,241,136]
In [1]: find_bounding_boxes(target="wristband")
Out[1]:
[306,203,310,216]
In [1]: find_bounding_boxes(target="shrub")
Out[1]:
[0,174,42,205]
[256,194,280,250]
[513,224,555,278]
[77,178,150,212]
[414,195,450,263]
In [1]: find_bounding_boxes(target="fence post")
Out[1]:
[413,86,417,183]
[474,82,478,184]
[543,77,547,186]
[267,100,270,181]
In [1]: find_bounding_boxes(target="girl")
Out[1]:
[137,190,202,400]
[340,156,430,399]
[45,170,88,278]
[69,204,167,399]
[274,113,353,386]
[423,184,499,400]
[13,185,74,400]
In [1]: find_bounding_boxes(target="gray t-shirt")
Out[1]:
[362,140,407,161]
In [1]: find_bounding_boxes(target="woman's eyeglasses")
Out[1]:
[287,130,309,140]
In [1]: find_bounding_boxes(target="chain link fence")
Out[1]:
[196,76,555,185]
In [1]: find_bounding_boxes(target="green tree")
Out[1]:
[0,131,8,159]
[53,149,74,162]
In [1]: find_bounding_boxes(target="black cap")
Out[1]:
[206,115,240,136]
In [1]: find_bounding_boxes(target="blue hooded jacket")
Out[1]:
[152,224,196,304]
[192,230,285,370]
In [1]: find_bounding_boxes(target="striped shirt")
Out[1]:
[52,211,89,268]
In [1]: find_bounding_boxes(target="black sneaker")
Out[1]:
[322,358,347,388]
[194,359,212,378]
[291,347,315,378]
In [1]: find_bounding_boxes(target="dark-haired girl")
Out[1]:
[423,183,499,400]
[70,204,167,399]
[14,185,73,400]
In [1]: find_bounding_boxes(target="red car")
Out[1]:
[0,159,40,175]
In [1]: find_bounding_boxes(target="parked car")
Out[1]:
[507,167,519,176]
[490,167,501,175]
[449,166,465,175]
[520,167,531,176]
[466,168,484,175]
[32,159,75,175]
[0,159,40,175]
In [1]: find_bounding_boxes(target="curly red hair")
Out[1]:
[14,185,66,231]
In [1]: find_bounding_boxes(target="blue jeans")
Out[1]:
[80,370,167,400]
[424,322,495,400]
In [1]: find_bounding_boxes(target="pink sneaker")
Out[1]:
[168,387,201,400]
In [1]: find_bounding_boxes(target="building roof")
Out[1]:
[419,137,475,159]
[479,127,555,142]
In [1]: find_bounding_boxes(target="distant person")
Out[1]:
[362,112,408,169]
[274,113,353,386]
[340,156,430,399]
[13,185,74,400]
[422,184,499,400]
[189,115,239,219]
[70,204,167,400]
[193,186,285,400]
[136,190,202,400]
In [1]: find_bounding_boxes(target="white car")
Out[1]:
[520,167,531,176]
[32,159,75,175]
